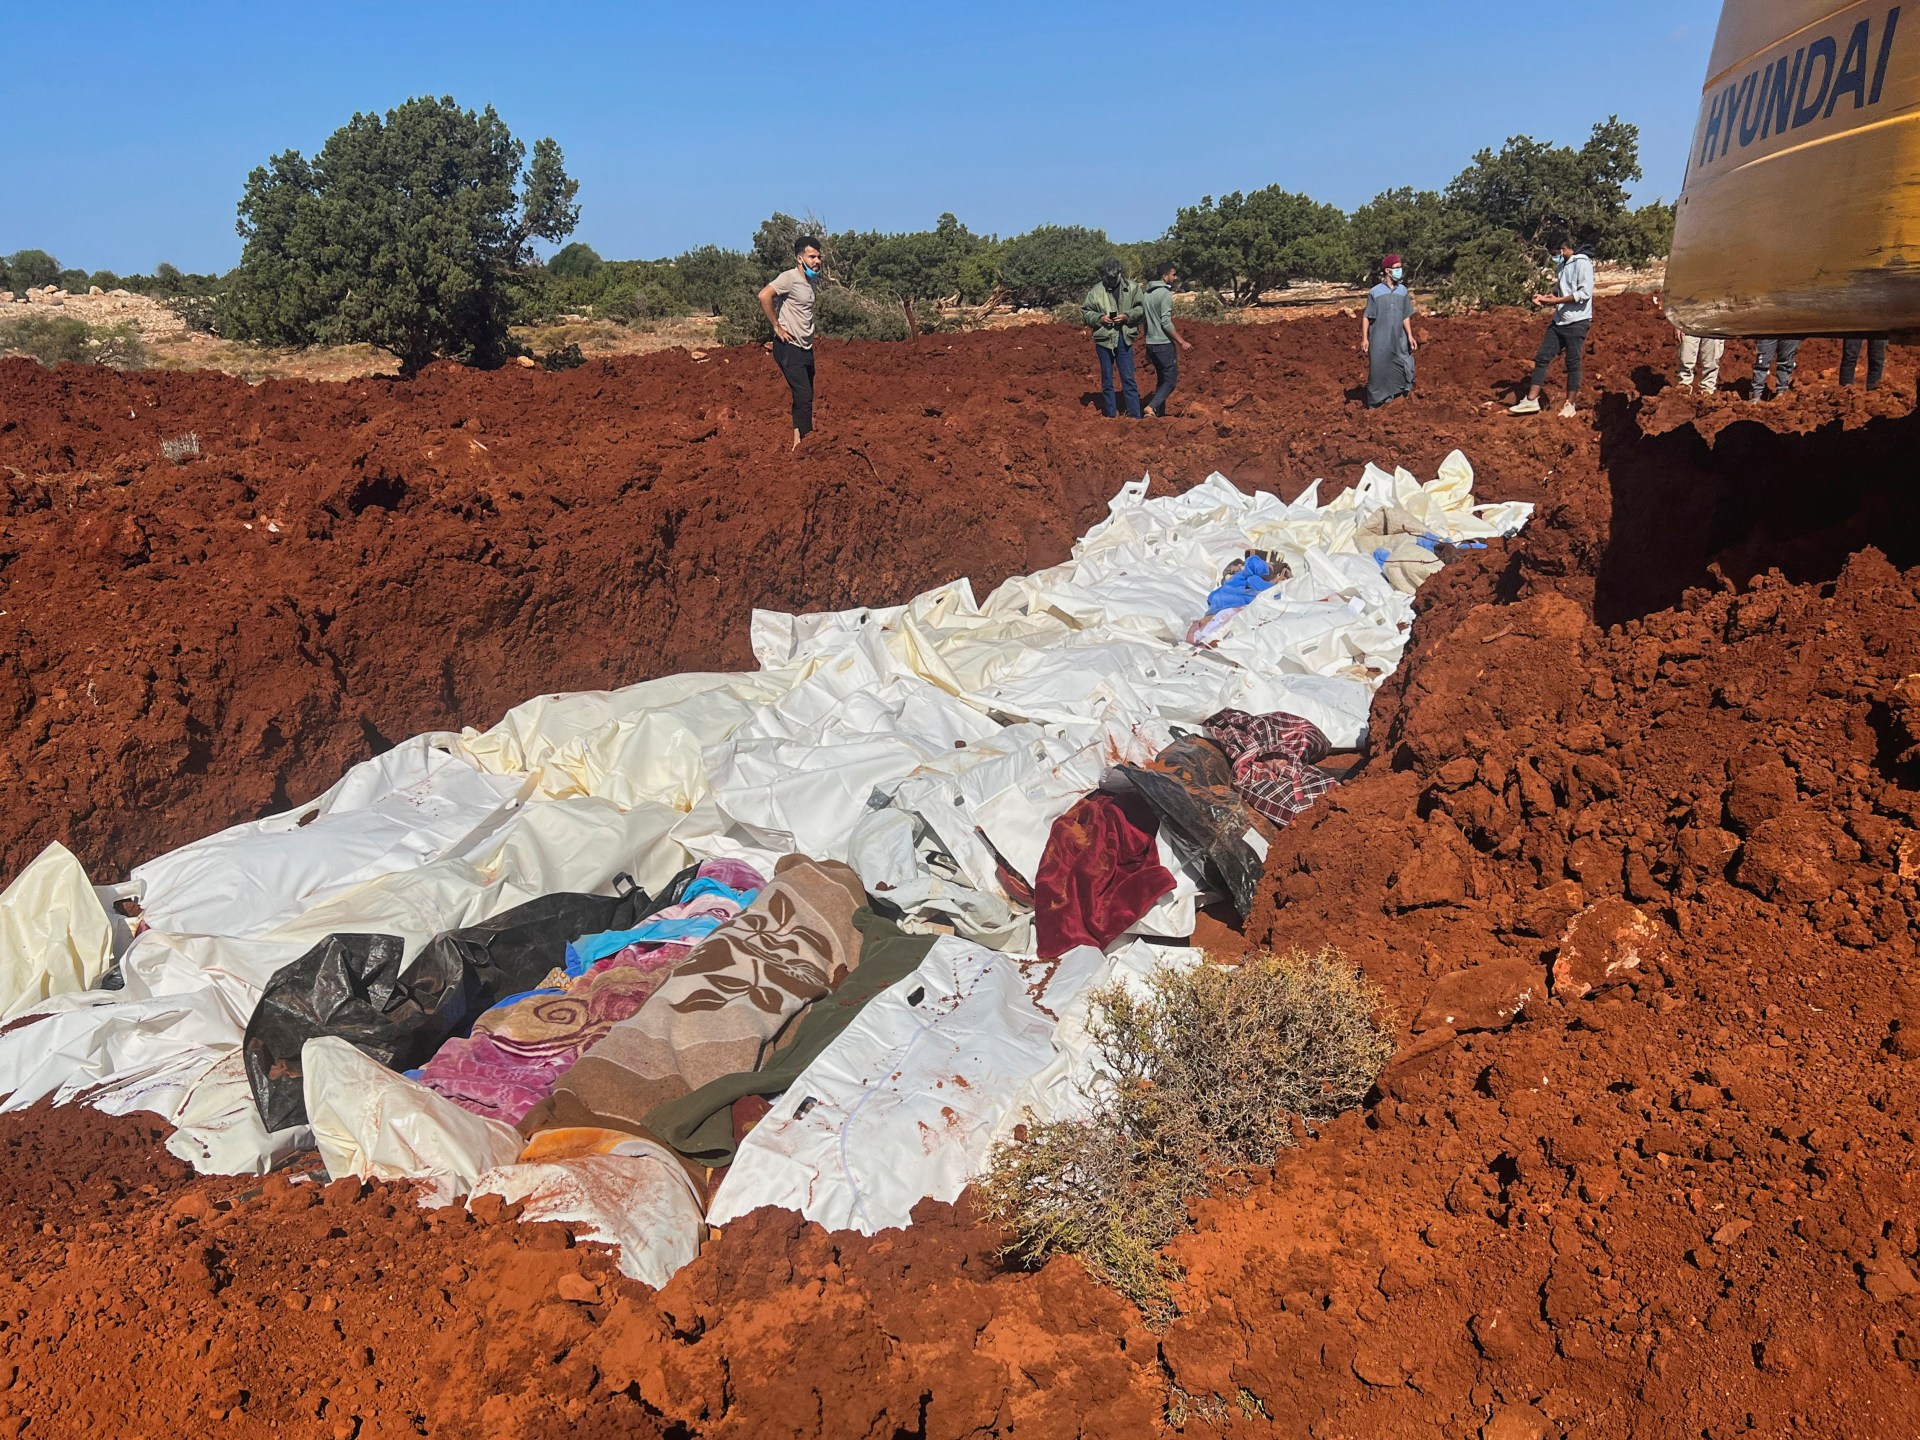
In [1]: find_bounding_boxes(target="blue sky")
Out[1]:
[5,0,1722,275]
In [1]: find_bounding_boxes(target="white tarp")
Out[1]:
[706,936,1108,1234]
[469,1143,705,1288]
[705,937,1206,1234]
[306,1037,522,1203]
[130,735,526,940]
[0,842,114,1021]
[0,454,1528,1257]
[163,1050,313,1176]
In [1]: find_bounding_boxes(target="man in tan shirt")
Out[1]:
[758,235,822,449]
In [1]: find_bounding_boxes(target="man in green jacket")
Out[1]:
[1141,258,1193,416]
[1081,258,1145,418]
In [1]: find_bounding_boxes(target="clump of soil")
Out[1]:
[1,313,1917,1438]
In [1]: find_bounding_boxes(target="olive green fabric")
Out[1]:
[642,910,938,1167]
[1081,278,1145,349]
[1142,280,1177,345]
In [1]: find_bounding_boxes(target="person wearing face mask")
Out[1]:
[1081,257,1146,418]
[1509,237,1594,418]
[1360,254,1417,407]
[759,234,823,449]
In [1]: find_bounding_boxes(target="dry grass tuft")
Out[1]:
[980,947,1394,1320]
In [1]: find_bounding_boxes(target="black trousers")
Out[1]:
[1841,337,1887,388]
[1146,343,1178,414]
[772,338,815,435]
[1530,319,1589,394]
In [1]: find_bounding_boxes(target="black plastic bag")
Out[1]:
[243,876,672,1132]
[1110,733,1263,919]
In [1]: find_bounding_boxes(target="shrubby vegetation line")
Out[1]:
[3,102,1672,371]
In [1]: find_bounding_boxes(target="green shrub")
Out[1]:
[674,245,759,314]
[547,241,603,280]
[818,283,908,340]
[998,225,1114,308]
[2,249,60,292]
[0,313,149,369]
[219,96,580,375]
[718,278,909,346]
[166,296,219,334]
[1175,290,1226,322]
[1435,231,1547,312]
[1166,187,1350,304]
[981,949,1394,1320]
[716,284,773,346]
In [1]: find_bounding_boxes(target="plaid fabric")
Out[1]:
[1202,709,1338,825]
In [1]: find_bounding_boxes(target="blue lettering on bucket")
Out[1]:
[1697,5,1902,167]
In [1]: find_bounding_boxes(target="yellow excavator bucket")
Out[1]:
[1666,1,1919,337]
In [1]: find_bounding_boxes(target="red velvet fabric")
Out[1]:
[1033,791,1175,959]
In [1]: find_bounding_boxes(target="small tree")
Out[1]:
[1345,186,1483,286]
[844,213,989,331]
[546,242,603,280]
[1599,200,1676,266]
[1166,187,1351,305]
[4,249,61,292]
[1446,116,1642,262]
[673,245,758,313]
[998,225,1113,308]
[218,96,580,375]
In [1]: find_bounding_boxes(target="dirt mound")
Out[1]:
[1,312,1918,1438]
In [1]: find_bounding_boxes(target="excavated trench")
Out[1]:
[1,313,1918,1439]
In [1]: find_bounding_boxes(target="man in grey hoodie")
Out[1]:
[1141,259,1192,416]
[1509,237,1594,418]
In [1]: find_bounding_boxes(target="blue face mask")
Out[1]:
[1389,266,1403,282]
[803,264,819,279]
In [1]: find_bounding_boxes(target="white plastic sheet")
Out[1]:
[0,452,1529,1207]
[164,1050,313,1176]
[131,736,527,941]
[0,842,114,1020]
[305,1037,522,1203]
[706,935,1113,1234]
[469,1142,705,1288]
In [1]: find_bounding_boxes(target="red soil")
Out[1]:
[3,313,1919,1439]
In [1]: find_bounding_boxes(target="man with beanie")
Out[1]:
[759,235,823,449]
[1361,254,1417,407]
[1081,258,1145,418]
[1509,237,1594,418]
[1141,259,1192,416]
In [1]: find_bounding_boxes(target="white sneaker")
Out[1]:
[1508,398,1541,415]
[1558,401,1577,418]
